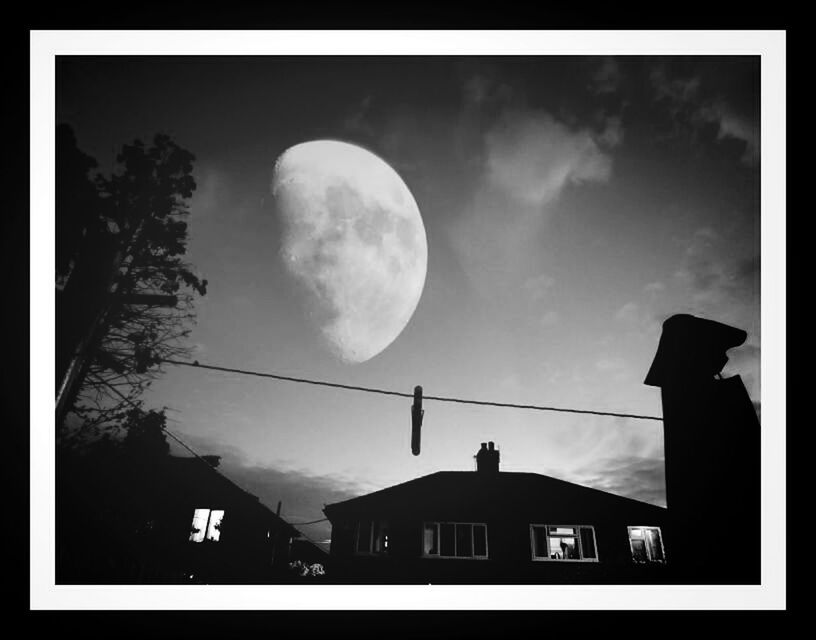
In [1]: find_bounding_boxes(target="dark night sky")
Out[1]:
[55,54,761,548]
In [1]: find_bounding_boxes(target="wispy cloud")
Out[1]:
[674,229,760,315]
[449,75,622,299]
[650,65,758,167]
[589,57,622,95]
[567,454,666,507]
[484,108,615,207]
[343,95,375,137]
[698,100,759,166]
[643,281,666,294]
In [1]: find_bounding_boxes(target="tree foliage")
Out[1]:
[57,125,207,444]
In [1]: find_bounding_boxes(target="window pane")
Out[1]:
[550,526,576,535]
[533,526,548,558]
[456,524,473,557]
[189,508,210,543]
[372,521,389,554]
[580,527,596,559]
[631,538,648,562]
[424,523,439,555]
[356,521,372,553]
[473,525,487,557]
[440,523,455,556]
[549,536,578,559]
[646,528,664,561]
[206,510,224,542]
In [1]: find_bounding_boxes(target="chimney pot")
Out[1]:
[476,441,500,473]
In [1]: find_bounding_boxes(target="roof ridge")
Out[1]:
[323,469,667,512]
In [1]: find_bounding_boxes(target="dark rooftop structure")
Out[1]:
[323,442,669,583]
[645,314,760,583]
[56,449,327,584]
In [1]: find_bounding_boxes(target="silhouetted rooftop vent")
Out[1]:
[476,441,500,473]
[644,314,747,387]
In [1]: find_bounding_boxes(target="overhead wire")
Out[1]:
[161,358,663,422]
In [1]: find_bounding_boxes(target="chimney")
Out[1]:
[475,441,500,473]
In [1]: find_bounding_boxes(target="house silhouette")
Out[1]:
[323,442,669,584]
[323,313,760,584]
[56,449,327,584]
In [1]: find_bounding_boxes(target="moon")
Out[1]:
[271,140,428,363]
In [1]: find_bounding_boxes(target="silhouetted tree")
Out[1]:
[56,124,101,283]
[56,125,207,443]
[122,408,171,459]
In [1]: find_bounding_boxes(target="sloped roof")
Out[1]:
[160,456,305,538]
[323,471,666,523]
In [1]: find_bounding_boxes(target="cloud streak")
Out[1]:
[484,108,615,207]
[650,65,758,167]
[567,454,666,507]
[449,76,623,300]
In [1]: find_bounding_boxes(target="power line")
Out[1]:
[287,517,330,526]
[161,358,663,422]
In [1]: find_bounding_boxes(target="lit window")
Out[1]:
[355,520,390,555]
[423,522,488,559]
[628,526,665,563]
[189,508,225,542]
[530,525,598,561]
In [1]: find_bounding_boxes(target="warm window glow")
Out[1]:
[531,525,598,561]
[189,509,209,542]
[206,510,225,541]
[189,508,225,542]
[628,526,665,563]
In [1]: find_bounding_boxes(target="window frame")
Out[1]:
[422,521,489,560]
[529,524,599,562]
[627,525,666,564]
[353,520,391,556]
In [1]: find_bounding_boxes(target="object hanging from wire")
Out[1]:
[411,385,424,456]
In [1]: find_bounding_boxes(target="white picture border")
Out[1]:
[30,29,786,610]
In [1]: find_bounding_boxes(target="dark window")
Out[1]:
[356,521,372,553]
[372,521,389,553]
[440,523,455,556]
[473,524,487,557]
[456,524,473,557]
[356,520,389,554]
[580,527,597,559]
[424,522,488,558]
